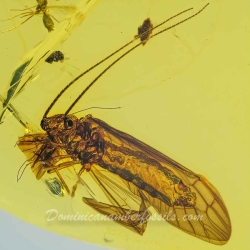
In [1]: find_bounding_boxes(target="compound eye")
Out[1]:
[40,119,46,131]
[64,118,74,128]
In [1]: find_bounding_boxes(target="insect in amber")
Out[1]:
[135,18,153,45]
[0,0,77,34]
[17,3,231,245]
[44,50,78,70]
[45,51,65,64]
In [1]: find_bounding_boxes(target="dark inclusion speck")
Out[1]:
[136,18,153,45]
[45,51,64,64]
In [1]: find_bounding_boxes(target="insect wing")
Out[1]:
[86,116,231,244]
[82,165,151,235]
[48,5,78,15]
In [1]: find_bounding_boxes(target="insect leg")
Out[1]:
[0,11,34,22]
[35,159,80,177]
[79,168,152,234]
[71,164,94,197]
[48,14,59,23]
[0,14,35,34]
[82,194,150,235]
[54,169,70,195]
[10,5,38,12]
[39,159,82,194]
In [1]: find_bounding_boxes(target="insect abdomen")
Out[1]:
[100,140,195,207]
[83,116,196,207]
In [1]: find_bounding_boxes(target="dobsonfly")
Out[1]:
[0,0,77,34]
[17,3,231,245]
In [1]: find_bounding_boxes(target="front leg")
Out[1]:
[34,159,80,195]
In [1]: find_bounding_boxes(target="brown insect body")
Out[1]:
[43,12,54,32]
[18,114,231,244]
[36,0,55,32]
[0,0,56,34]
[16,3,231,245]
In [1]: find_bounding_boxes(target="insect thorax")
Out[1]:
[43,114,105,168]
[69,117,105,165]
[36,0,48,13]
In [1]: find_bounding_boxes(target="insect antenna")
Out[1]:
[45,51,80,69]
[0,3,40,34]
[63,57,80,70]
[10,5,38,12]
[64,62,79,70]
[72,106,121,115]
[63,3,210,116]
[0,3,38,22]
[0,13,35,34]
[43,5,200,117]
[0,11,33,22]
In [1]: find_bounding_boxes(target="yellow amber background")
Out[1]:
[0,0,249,249]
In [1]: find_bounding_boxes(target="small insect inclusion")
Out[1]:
[45,51,65,64]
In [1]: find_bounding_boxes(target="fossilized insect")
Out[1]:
[17,3,231,245]
[0,0,77,34]
[45,51,65,63]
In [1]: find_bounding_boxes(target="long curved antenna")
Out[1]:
[64,3,209,116]
[0,11,34,22]
[43,6,195,117]
[72,106,121,115]
[10,4,38,12]
[64,43,142,116]
[0,3,37,23]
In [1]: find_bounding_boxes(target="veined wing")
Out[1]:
[86,116,231,245]
[44,5,78,24]
[17,113,231,243]
[80,165,152,235]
